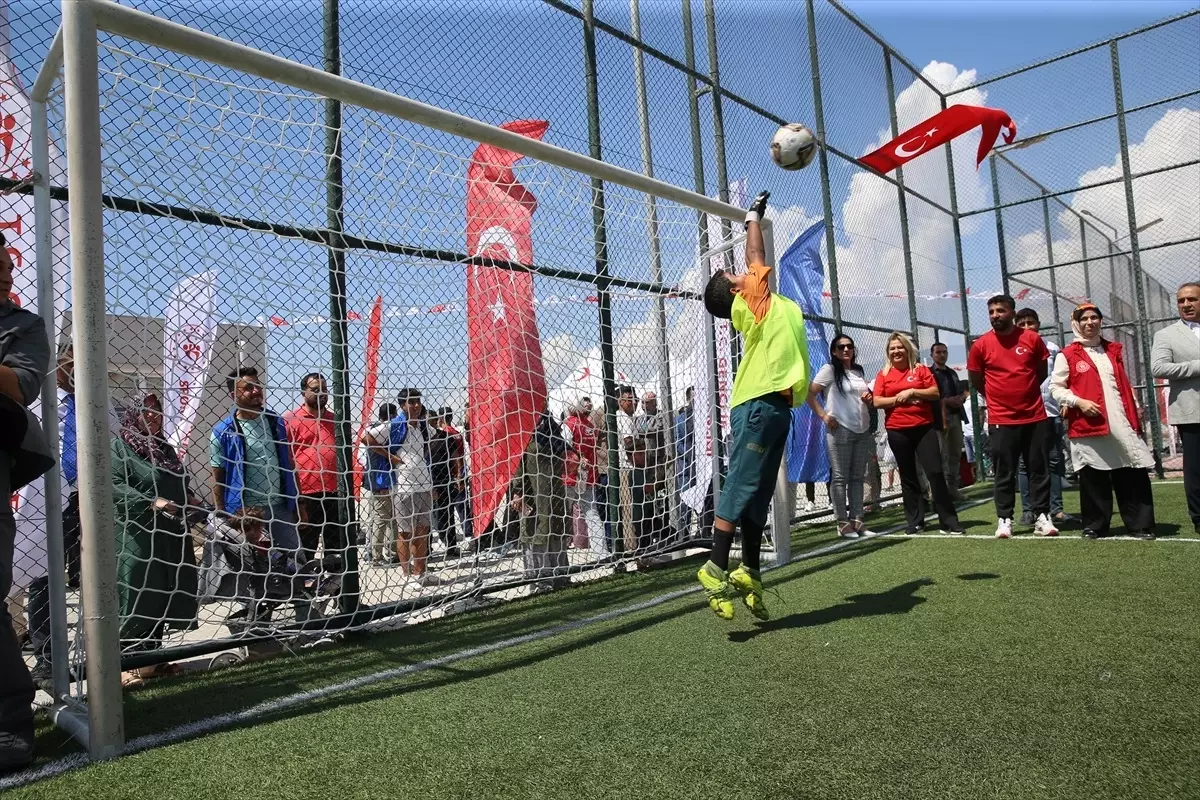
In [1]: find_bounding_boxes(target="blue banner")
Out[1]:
[778,220,830,484]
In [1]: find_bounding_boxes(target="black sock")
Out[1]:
[710,530,734,571]
[741,518,763,572]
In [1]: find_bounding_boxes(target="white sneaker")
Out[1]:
[1033,514,1059,537]
[995,518,1013,539]
[803,501,815,513]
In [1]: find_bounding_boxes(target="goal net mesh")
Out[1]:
[35,35,752,687]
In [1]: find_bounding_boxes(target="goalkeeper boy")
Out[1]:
[697,190,810,621]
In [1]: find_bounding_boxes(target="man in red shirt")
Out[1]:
[967,295,1057,539]
[284,372,346,563]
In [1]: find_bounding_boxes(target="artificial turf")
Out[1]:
[11,481,1198,800]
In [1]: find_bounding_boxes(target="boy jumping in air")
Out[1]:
[697,190,810,621]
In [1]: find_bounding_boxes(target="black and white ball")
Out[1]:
[770,123,817,171]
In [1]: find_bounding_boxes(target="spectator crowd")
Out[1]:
[2,229,1197,773]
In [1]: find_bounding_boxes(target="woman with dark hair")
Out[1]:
[112,392,200,686]
[1050,303,1156,539]
[872,333,965,535]
[808,333,876,537]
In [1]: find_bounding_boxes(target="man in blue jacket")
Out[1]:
[209,366,301,561]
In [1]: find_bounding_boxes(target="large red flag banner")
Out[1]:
[859,104,1017,175]
[465,119,550,537]
[352,295,384,501]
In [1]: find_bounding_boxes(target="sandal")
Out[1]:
[853,519,875,537]
[837,521,859,539]
[121,671,145,689]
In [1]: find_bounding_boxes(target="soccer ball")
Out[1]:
[770,123,817,171]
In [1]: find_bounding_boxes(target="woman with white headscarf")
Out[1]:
[1050,303,1156,540]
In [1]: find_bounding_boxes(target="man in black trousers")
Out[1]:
[1,240,52,773]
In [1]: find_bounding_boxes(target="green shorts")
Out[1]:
[715,393,792,528]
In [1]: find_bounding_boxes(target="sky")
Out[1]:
[3,0,1197,420]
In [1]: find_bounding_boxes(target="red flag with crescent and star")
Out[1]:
[859,104,1016,175]
[465,119,550,537]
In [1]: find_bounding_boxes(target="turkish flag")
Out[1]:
[352,295,384,500]
[859,104,1016,175]
[465,119,550,537]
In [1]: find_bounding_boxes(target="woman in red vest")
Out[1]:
[1050,303,1156,540]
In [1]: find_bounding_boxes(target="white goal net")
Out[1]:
[26,0,786,743]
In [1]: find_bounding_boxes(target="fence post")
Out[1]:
[31,98,71,704]
[1078,216,1093,302]
[581,0,622,554]
[1040,194,1065,347]
[942,97,983,480]
[887,53,919,344]
[989,154,1011,297]
[61,0,125,760]
[323,0,359,616]
[804,0,842,327]
[630,0,679,536]
[682,0,722,509]
[1110,40,1164,477]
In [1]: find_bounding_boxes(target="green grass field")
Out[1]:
[12,481,1199,800]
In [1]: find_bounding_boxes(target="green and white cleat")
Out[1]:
[697,561,736,620]
[728,565,770,621]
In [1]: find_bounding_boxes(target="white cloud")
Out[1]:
[1004,107,1199,321]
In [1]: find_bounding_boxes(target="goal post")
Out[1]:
[34,0,793,760]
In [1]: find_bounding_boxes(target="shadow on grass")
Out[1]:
[727,576,934,643]
[84,538,907,747]
[958,572,1000,581]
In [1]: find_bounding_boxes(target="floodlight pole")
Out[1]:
[1041,194,1065,347]
[631,0,679,536]
[61,0,125,760]
[682,0,723,512]
[942,97,983,479]
[886,52,919,346]
[804,0,843,325]
[582,0,622,555]
[1110,41,1164,477]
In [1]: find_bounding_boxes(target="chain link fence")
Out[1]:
[957,10,1200,472]
[2,0,1195,762]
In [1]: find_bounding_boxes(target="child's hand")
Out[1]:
[860,390,874,404]
[748,190,770,218]
[823,415,840,431]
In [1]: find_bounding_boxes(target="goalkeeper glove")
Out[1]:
[744,190,770,228]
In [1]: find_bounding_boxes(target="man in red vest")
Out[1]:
[968,294,1058,539]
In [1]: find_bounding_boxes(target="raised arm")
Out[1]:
[744,190,769,269]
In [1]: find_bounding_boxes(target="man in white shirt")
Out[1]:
[1151,282,1200,534]
[382,389,435,583]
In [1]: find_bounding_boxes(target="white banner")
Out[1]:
[680,180,745,512]
[5,2,71,589]
[163,270,217,458]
